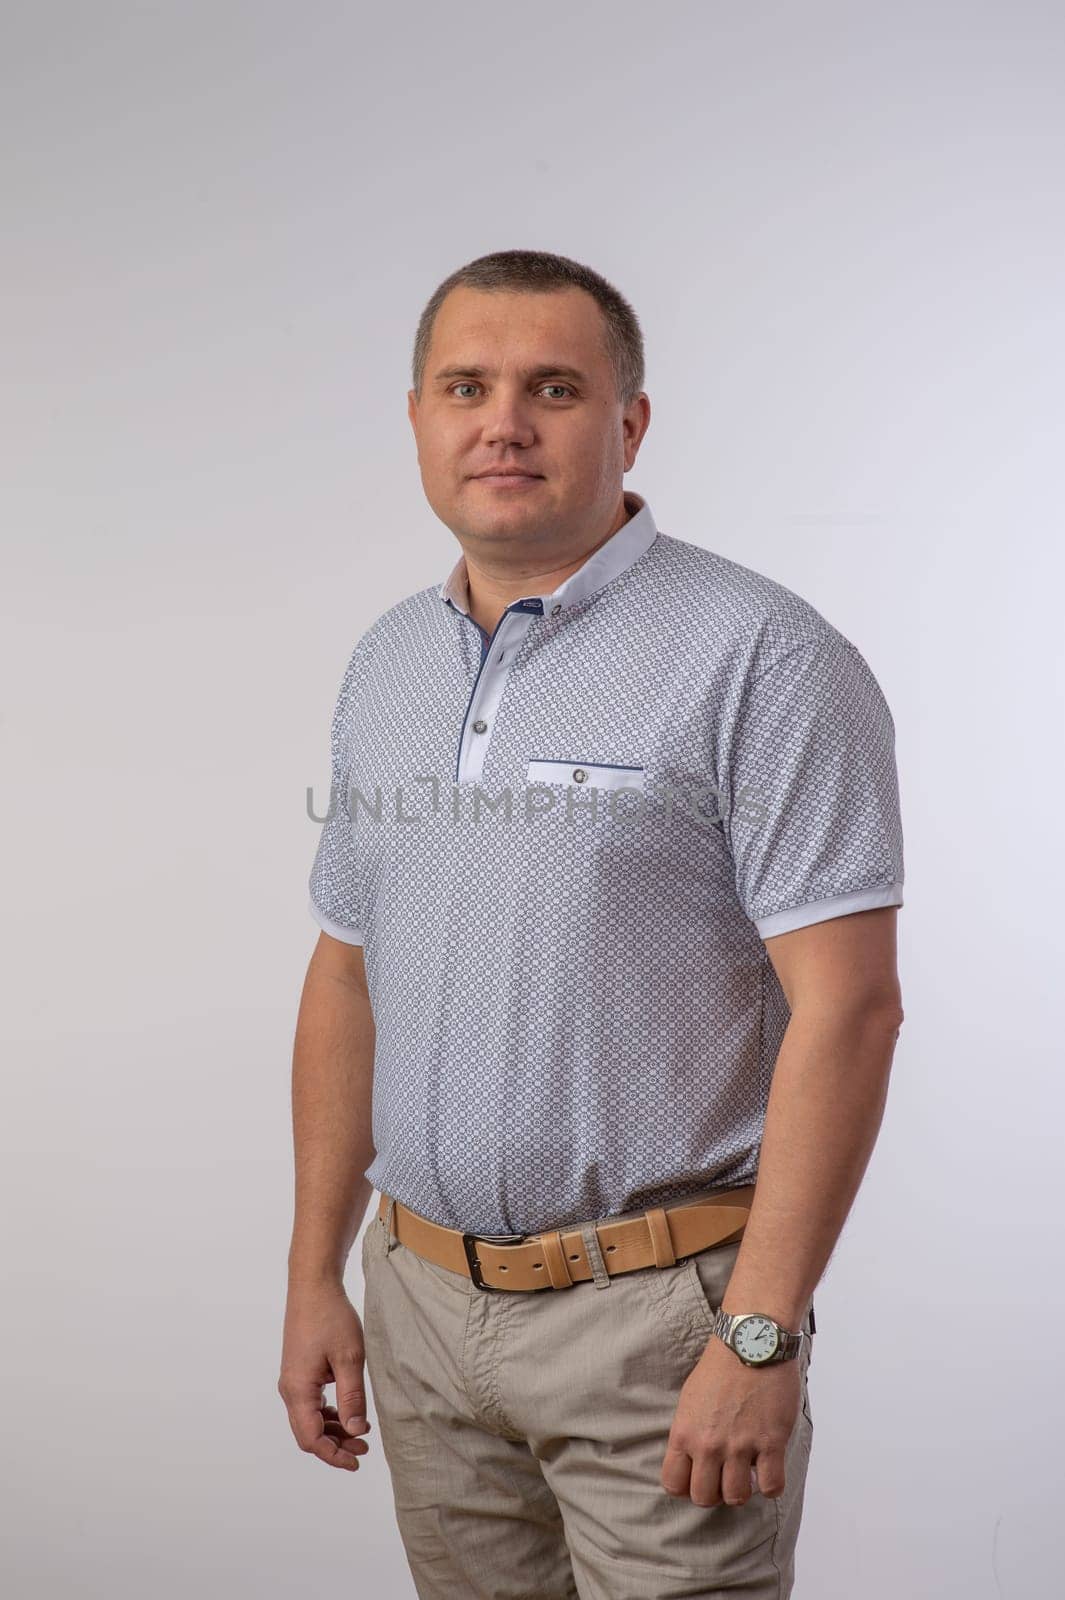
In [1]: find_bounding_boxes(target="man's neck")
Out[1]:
[462,495,632,638]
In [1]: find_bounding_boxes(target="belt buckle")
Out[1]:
[462,1231,527,1291]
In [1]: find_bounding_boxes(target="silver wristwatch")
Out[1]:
[709,1306,805,1366]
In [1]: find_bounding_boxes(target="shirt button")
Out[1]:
[473,719,488,733]
[572,768,587,782]
[550,603,562,615]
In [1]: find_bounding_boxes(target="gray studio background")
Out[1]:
[3,3,1062,1596]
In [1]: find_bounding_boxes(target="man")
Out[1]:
[279,248,905,1598]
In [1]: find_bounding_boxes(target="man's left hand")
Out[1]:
[660,1335,802,1506]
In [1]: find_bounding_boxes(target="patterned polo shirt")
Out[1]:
[307,490,904,1236]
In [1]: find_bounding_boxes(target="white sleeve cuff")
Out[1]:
[308,898,365,946]
[755,882,903,940]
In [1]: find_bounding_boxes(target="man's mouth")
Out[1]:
[471,470,544,485]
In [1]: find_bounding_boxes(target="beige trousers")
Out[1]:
[360,1188,815,1600]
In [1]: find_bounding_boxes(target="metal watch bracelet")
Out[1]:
[710,1306,805,1365]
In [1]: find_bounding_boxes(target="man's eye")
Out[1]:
[447,383,574,400]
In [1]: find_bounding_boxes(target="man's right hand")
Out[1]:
[278,1281,374,1471]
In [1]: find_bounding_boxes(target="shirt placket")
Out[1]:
[450,596,561,784]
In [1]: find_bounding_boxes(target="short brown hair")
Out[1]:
[411,248,645,407]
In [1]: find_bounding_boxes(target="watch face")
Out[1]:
[732,1315,780,1364]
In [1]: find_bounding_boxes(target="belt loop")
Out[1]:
[645,1206,677,1269]
[580,1220,612,1289]
[541,1229,575,1289]
[383,1194,397,1256]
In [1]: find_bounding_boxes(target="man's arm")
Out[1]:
[661,904,903,1509]
[287,931,377,1286]
[278,929,377,1472]
[719,903,904,1326]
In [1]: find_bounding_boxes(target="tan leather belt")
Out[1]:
[375,1184,756,1292]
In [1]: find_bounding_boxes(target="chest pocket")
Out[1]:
[526,758,646,794]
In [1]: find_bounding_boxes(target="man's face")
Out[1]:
[407,285,648,553]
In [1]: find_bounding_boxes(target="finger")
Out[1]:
[755,1448,787,1500]
[283,1382,327,1453]
[322,1421,371,1455]
[309,1433,363,1471]
[322,1403,372,1436]
[690,1449,729,1508]
[320,1402,372,1460]
[720,1453,756,1507]
[334,1362,370,1435]
[660,1440,694,1498]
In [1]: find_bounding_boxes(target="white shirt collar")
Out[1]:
[437,490,658,618]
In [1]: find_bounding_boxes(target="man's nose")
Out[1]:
[481,392,536,448]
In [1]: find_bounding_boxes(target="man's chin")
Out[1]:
[459,485,553,518]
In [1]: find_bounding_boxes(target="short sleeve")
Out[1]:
[722,629,904,939]
[307,636,374,945]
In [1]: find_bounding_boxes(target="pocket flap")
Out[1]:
[526,758,646,793]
